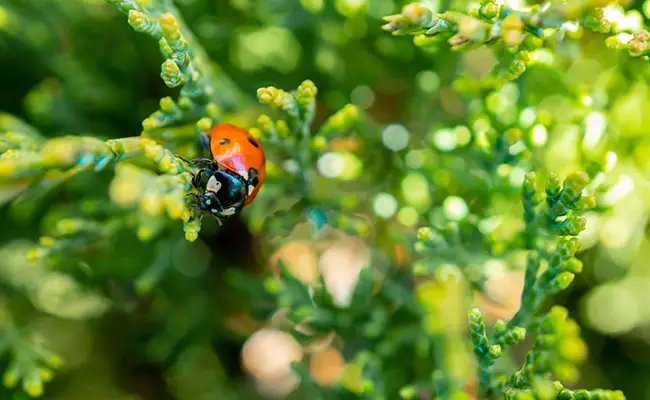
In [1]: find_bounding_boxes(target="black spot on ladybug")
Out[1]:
[248,168,259,186]
[219,138,231,145]
[247,137,259,148]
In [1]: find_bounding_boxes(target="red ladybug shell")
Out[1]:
[209,123,266,206]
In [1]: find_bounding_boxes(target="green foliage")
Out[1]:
[1,0,649,399]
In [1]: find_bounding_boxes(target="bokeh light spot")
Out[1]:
[586,282,640,335]
[300,0,324,13]
[417,70,441,93]
[531,124,548,147]
[397,207,419,227]
[351,85,375,110]
[443,196,468,221]
[519,107,536,128]
[433,129,457,152]
[382,124,410,152]
[402,173,432,210]
[373,193,398,219]
[318,152,345,178]
[405,150,426,169]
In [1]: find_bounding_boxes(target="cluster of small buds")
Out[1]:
[468,308,503,397]
[254,81,319,197]
[501,14,525,48]
[545,172,591,234]
[106,0,227,133]
[296,80,318,123]
[158,13,190,73]
[521,171,594,250]
[381,3,438,36]
[2,333,63,398]
[409,142,611,397]
[508,237,581,330]
[518,306,587,384]
[583,7,612,33]
[141,138,189,175]
[383,1,650,90]
[495,306,603,398]
[257,86,301,118]
[108,163,192,241]
[317,104,360,140]
[523,173,541,226]
[554,381,625,400]
[142,97,183,131]
[0,131,42,153]
[108,2,192,89]
[251,114,292,144]
[494,320,526,348]
[0,135,117,180]
[626,30,650,57]
[182,209,203,242]
[250,80,374,235]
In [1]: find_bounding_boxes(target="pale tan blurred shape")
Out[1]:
[225,241,317,336]
[241,328,303,384]
[254,372,301,399]
[319,237,371,307]
[474,270,525,323]
[269,240,320,284]
[243,231,371,397]
[309,348,345,386]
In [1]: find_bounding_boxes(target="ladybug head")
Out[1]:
[198,170,247,217]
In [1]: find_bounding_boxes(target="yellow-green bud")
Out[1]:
[417,227,434,241]
[196,117,212,132]
[402,3,433,27]
[563,258,583,274]
[263,277,282,294]
[489,344,502,359]
[550,271,575,291]
[161,59,182,88]
[159,13,181,41]
[312,136,327,150]
[564,171,589,193]
[480,2,500,19]
[298,79,318,99]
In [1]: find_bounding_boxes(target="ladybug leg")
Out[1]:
[176,155,191,165]
[201,191,226,215]
[189,158,219,169]
[177,154,216,173]
[247,168,259,187]
[186,192,202,202]
[210,214,224,226]
[245,168,259,196]
[191,168,209,191]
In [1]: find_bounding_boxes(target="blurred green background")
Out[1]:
[2,0,650,399]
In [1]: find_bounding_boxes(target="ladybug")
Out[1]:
[186,123,266,223]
